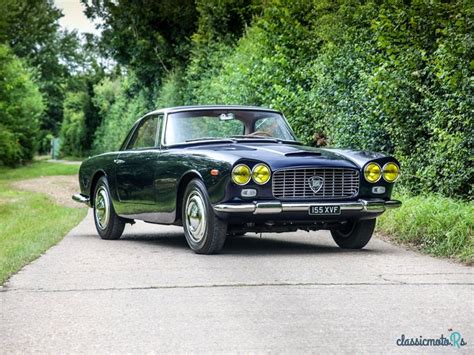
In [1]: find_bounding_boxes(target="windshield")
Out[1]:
[164,109,296,145]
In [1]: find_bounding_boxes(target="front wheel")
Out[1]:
[182,179,227,254]
[331,219,376,249]
[93,176,125,240]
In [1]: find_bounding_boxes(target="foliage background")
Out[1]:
[86,0,473,200]
[0,0,472,201]
[0,45,43,165]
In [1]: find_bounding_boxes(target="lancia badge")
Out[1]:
[308,176,324,193]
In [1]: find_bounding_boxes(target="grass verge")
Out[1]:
[0,161,87,285]
[377,191,473,265]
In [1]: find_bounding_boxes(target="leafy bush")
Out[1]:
[90,0,472,200]
[155,70,186,108]
[92,77,151,153]
[0,44,44,166]
[59,91,88,157]
[175,0,473,200]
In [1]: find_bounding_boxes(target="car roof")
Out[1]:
[146,105,281,115]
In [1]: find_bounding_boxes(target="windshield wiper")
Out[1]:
[231,135,278,141]
[185,137,236,143]
[230,135,300,144]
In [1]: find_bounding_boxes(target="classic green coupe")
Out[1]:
[73,105,401,254]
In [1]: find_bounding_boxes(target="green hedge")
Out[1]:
[92,0,473,200]
[91,77,151,153]
[180,0,473,200]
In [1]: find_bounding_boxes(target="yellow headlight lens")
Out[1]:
[364,163,382,183]
[232,164,251,185]
[252,163,271,185]
[383,162,400,182]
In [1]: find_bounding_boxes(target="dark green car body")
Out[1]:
[75,105,401,234]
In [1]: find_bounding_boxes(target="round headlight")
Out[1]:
[383,162,400,182]
[232,164,251,185]
[252,163,271,185]
[364,162,382,183]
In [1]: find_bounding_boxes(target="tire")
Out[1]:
[182,179,227,254]
[331,219,376,249]
[93,176,125,240]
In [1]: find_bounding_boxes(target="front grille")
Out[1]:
[272,168,359,199]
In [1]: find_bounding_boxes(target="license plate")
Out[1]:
[309,205,341,215]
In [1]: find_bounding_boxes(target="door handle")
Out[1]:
[114,159,125,164]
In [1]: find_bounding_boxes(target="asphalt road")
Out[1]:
[1,211,472,353]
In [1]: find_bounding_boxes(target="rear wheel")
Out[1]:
[182,179,227,254]
[93,176,125,240]
[331,219,376,249]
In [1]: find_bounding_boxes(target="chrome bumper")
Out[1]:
[213,199,402,215]
[72,193,90,206]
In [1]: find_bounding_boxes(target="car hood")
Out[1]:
[180,142,387,170]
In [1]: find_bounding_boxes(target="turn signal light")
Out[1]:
[241,189,257,197]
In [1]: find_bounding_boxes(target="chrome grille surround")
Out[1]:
[272,168,359,199]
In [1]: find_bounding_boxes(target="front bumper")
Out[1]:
[213,199,401,215]
[72,193,91,206]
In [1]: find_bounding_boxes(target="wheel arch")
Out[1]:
[175,170,203,223]
[89,170,107,205]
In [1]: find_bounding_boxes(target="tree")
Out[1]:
[59,91,88,157]
[0,0,65,135]
[82,0,198,85]
[0,45,44,166]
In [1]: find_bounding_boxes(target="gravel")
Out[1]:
[11,175,84,208]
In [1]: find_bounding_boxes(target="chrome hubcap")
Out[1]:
[185,191,207,243]
[95,186,110,230]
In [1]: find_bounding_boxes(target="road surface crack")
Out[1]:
[2,280,473,293]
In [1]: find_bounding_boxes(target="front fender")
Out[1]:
[78,153,119,200]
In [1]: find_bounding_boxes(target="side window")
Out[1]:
[128,115,159,150]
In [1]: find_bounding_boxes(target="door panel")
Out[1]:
[115,150,159,205]
[114,114,162,210]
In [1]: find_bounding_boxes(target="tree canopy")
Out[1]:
[0,0,472,199]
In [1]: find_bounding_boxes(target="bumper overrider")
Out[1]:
[72,193,90,206]
[213,199,401,215]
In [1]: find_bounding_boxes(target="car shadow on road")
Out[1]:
[119,232,380,256]
[224,235,375,256]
